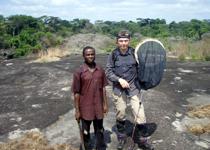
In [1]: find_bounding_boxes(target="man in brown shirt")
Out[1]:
[72,46,108,150]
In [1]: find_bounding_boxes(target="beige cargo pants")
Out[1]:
[112,92,146,124]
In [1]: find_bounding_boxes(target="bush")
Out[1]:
[191,54,200,60]
[104,45,115,53]
[205,55,210,61]
[179,54,186,61]
[15,44,32,57]
[9,37,20,48]
[31,44,42,53]
[130,37,140,48]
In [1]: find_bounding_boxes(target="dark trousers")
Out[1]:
[82,119,105,149]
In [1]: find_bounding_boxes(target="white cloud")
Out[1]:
[0,0,209,23]
[178,0,198,3]
[51,0,79,6]
[10,0,47,5]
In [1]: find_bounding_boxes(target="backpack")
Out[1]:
[134,39,166,90]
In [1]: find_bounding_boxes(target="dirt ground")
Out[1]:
[0,54,210,150]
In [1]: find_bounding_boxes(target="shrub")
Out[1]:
[130,37,141,48]
[104,45,115,53]
[179,54,186,61]
[15,44,32,57]
[205,55,210,61]
[31,44,42,53]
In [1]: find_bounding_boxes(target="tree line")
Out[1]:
[0,14,210,57]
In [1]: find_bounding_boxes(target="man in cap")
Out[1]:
[105,30,154,150]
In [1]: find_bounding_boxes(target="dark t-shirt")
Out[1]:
[72,63,108,120]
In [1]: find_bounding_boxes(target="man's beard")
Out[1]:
[85,61,96,68]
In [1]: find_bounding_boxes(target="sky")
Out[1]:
[0,0,210,23]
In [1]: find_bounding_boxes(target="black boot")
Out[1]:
[137,137,154,150]
[116,120,127,150]
[83,132,91,150]
[95,128,106,150]
[133,124,154,150]
[117,132,127,150]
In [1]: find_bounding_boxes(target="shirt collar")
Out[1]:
[117,47,132,55]
[82,63,99,72]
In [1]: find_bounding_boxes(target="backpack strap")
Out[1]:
[112,47,136,66]
[111,48,118,64]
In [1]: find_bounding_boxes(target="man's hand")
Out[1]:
[75,109,80,121]
[103,103,108,117]
[118,78,130,88]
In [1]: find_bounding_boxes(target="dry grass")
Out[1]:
[170,40,190,58]
[187,105,210,118]
[186,124,210,136]
[32,48,70,63]
[0,131,78,150]
[186,104,210,135]
[168,38,210,60]
[193,38,210,60]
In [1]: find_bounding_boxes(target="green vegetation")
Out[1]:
[0,14,210,61]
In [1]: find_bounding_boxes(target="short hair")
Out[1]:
[116,30,131,39]
[82,46,95,56]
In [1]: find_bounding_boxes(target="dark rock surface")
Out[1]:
[0,54,210,150]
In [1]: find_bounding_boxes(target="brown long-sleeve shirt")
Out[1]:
[72,63,108,120]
